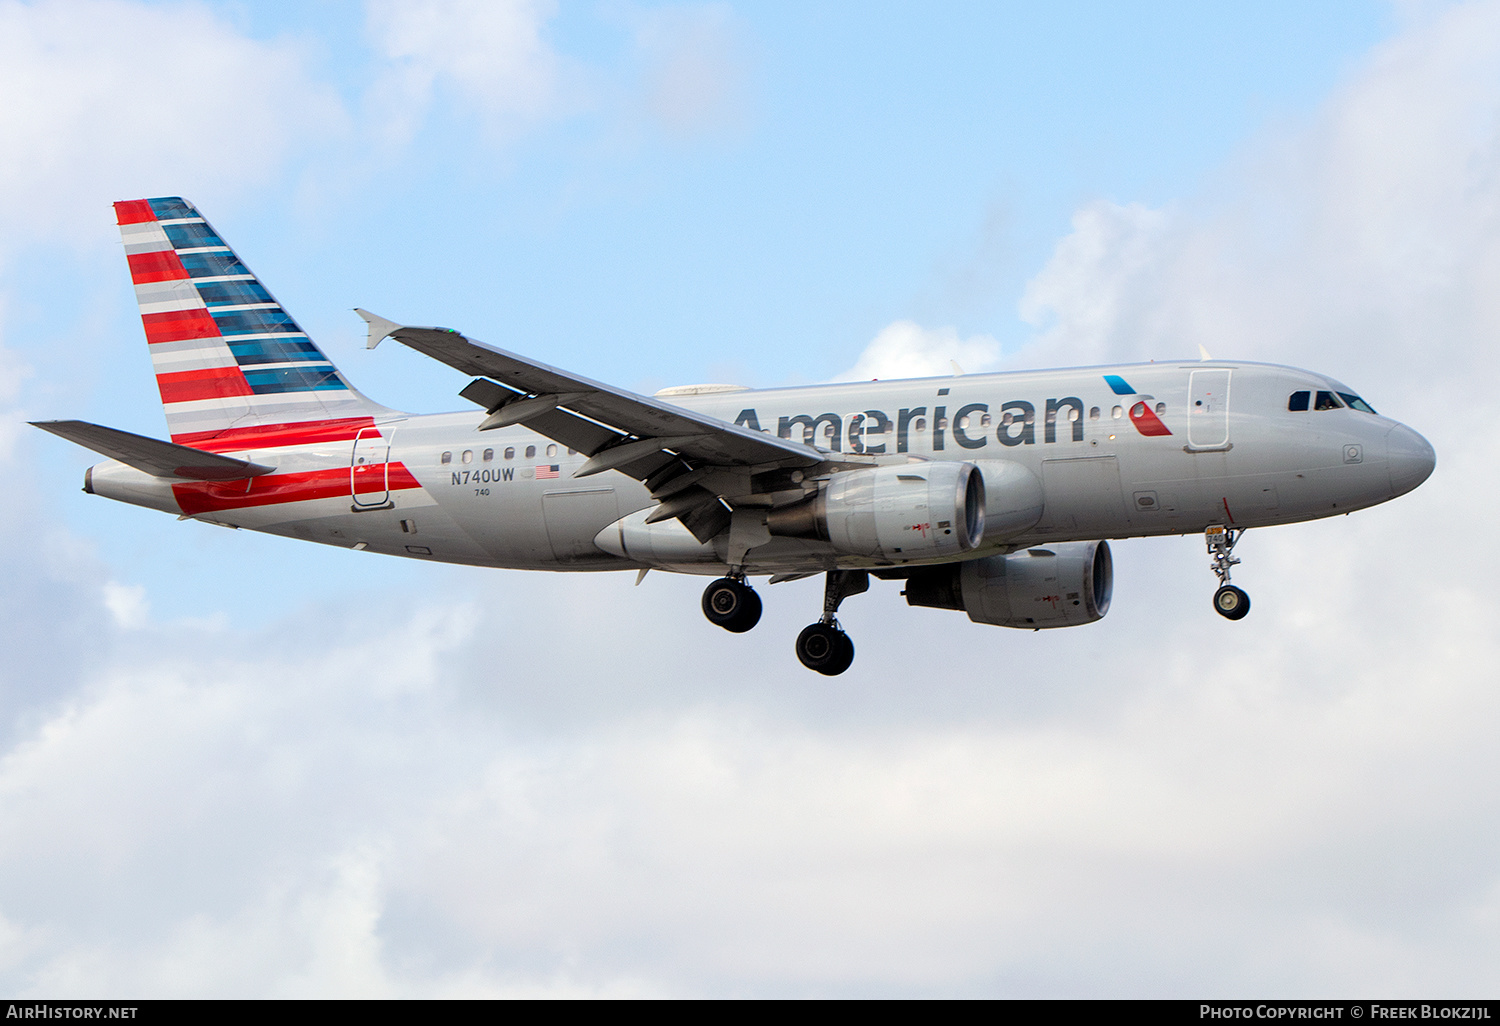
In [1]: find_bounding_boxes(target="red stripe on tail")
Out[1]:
[142,308,219,345]
[113,200,156,225]
[172,417,380,452]
[127,250,190,284]
[157,366,253,404]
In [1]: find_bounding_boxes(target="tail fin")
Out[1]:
[114,197,393,449]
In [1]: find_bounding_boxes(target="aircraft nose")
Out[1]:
[1386,423,1435,496]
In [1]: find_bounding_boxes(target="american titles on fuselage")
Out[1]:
[730,374,1176,454]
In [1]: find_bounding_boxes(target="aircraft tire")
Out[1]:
[796,623,854,675]
[702,577,762,633]
[1213,585,1251,621]
[826,631,855,675]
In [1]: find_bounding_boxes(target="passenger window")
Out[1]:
[567,448,577,455]
[546,443,558,457]
[462,450,473,464]
[440,451,452,465]
[980,413,992,427]
[483,449,494,462]
[914,418,927,433]
[1338,392,1377,414]
[1112,406,1123,419]
[1089,407,1100,420]
[504,447,515,460]
[1288,391,1310,412]
[1314,391,1343,411]
[1154,403,1165,416]
[526,445,536,458]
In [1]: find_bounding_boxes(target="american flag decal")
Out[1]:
[536,464,560,480]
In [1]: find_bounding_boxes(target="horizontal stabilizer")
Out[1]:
[30,420,274,481]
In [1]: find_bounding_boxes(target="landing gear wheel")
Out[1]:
[1213,585,1251,621]
[702,577,762,633]
[795,623,855,675]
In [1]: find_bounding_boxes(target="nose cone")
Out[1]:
[1386,423,1436,497]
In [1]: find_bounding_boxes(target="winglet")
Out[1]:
[355,308,404,350]
[1198,344,1213,361]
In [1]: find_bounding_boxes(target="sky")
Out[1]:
[2,0,1498,998]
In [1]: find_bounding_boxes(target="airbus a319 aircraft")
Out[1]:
[33,198,1436,674]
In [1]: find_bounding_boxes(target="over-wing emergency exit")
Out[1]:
[32,199,1436,674]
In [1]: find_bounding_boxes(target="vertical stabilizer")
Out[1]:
[114,197,393,450]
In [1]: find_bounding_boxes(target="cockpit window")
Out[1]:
[1314,390,1343,411]
[1337,392,1377,414]
[1288,391,1310,412]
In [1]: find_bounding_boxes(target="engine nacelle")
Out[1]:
[904,540,1113,628]
[767,462,985,561]
[969,459,1044,541]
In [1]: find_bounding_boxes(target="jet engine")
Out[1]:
[766,462,985,560]
[903,540,1113,628]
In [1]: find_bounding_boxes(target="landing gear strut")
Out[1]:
[702,574,762,633]
[1206,525,1250,621]
[795,570,866,675]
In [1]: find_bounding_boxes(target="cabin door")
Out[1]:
[351,426,392,509]
[1188,370,1232,449]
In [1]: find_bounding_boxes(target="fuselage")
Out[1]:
[83,360,1435,576]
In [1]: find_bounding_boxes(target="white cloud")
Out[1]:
[836,320,1002,382]
[0,536,1496,995]
[101,582,148,630]
[0,0,344,248]
[1014,0,1500,394]
[1017,201,1179,366]
[363,0,561,145]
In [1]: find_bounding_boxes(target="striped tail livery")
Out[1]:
[113,196,390,448]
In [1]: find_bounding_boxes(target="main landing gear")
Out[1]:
[795,570,867,676]
[1206,525,1250,621]
[702,574,762,633]
[699,569,867,675]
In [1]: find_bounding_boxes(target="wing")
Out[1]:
[31,420,274,481]
[357,310,832,541]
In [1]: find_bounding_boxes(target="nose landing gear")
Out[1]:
[702,574,762,633]
[1206,525,1250,620]
[795,570,867,675]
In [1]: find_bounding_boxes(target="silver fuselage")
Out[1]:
[85,360,1435,575]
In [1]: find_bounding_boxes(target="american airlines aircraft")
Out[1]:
[33,198,1435,675]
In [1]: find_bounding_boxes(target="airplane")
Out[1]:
[31,198,1436,675]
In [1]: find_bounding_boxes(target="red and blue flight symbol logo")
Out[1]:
[1103,375,1172,437]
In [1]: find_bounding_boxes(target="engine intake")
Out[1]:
[766,462,985,560]
[905,540,1113,628]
